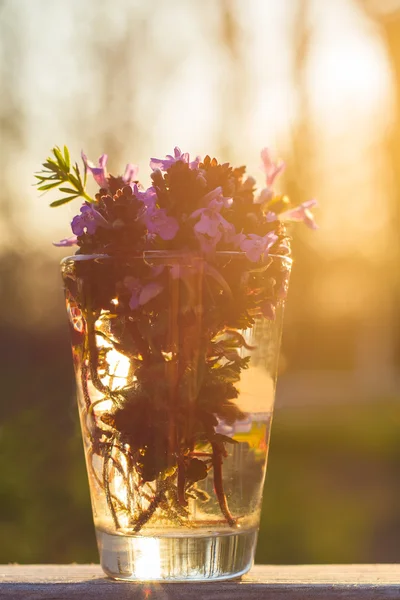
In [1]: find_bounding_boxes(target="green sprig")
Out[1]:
[34,146,93,207]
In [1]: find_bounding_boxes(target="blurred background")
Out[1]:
[0,0,399,564]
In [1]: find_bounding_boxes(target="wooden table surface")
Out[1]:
[0,564,399,599]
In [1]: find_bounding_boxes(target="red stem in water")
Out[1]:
[211,442,236,527]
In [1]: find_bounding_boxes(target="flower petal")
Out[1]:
[279,199,318,229]
[53,235,78,247]
[194,214,220,238]
[139,282,163,305]
[122,163,139,183]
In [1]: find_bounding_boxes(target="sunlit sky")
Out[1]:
[0,0,394,261]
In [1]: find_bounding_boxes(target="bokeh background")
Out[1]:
[0,0,399,564]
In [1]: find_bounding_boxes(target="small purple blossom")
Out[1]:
[133,184,157,208]
[240,232,278,262]
[195,233,218,254]
[260,148,285,188]
[278,199,318,229]
[201,186,232,209]
[122,163,139,184]
[71,204,109,236]
[124,276,163,310]
[144,206,179,241]
[224,227,245,248]
[53,235,78,247]
[81,152,108,188]
[150,147,200,171]
[190,190,233,251]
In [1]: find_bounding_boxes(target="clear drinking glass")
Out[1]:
[61,251,291,581]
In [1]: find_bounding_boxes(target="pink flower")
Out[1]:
[144,206,179,240]
[71,204,109,236]
[224,227,246,248]
[260,148,285,187]
[200,186,232,209]
[190,188,233,251]
[124,276,163,310]
[240,232,278,262]
[195,233,218,254]
[133,184,157,208]
[278,199,318,230]
[53,235,78,247]
[150,147,200,171]
[81,151,108,188]
[122,163,139,184]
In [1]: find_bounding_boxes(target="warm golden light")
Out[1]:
[133,538,161,580]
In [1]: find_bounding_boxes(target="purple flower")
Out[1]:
[81,151,108,188]
[124,276,163,310]
[133,184,157,208]
[150,147,200,171]
[224,228,246,248]
[71,204,109,236]
[190,189,233,251]
[278,199,318,229]
[195,233,218,254]
[122,163,139,184]
[144,206,179,240]
[260,148,285,187]
[240,232,278,262]
[52,235,78,247]
[255,187,274,206]
[200,186,232,209]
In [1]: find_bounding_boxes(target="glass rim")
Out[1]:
[60,250,292,266]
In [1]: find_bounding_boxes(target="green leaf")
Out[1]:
[53,146,65,168]
[50,196,78,207]
[59,187,79,194]
[63,145,70,169]
[68,173,81,190]
[42,160,60,172]
[37,181,61,191]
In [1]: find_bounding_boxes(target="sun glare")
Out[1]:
[133,538,161,580]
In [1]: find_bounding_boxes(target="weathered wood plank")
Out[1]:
[0,564,399,599]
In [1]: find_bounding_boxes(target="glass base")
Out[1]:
[96,527,258,582]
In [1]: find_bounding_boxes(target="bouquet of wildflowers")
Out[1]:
[35,146,316,532]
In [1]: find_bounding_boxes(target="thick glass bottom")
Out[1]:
[96,527,258,582]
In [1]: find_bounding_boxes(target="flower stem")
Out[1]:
[177,457,188,507]
[211,442,236,527]
[103,447,120,530]
[132,491,165,533]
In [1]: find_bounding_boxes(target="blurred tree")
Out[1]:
[358,1,400,367]
[214,0,249,161]
[0,0,26,244]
